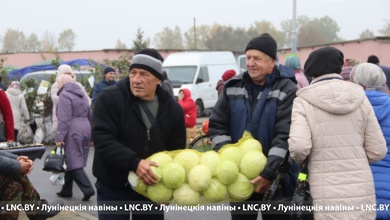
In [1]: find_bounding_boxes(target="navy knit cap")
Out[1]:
[104,67,115,75]
[245,33,277,60]
[129,48,164,80]
[304,47,344,77]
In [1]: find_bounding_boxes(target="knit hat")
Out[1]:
[285,56,301,70]
[57,64,74,76]
[367,55,380,64]
[222,69,236,81]
[304,47,344,77]
[104,67,115,75]
[9,81,20,89]
[58,74,74,88]
[129,48,164,80]
[350,63,386,90]
[57,64,75,83]
[245,33,277,60]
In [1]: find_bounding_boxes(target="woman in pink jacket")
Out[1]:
[288,47,387,220]
[178,88,197,128]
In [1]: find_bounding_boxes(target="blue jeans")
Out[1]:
[95,181,164,220]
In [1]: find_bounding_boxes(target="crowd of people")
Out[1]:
[0,32,390,220]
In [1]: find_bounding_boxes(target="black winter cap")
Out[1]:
[245,33,277,60]
[304,47,344,77]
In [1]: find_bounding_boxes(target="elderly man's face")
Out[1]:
[246,49,276,85]
[129,68,161,100]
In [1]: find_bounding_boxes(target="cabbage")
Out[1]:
[203,178,228,203]
[188,165,212,191]
[215,160,239,185]
[161,162,186,189]
[147,182,173,203]
[200,151,221,177]
[219,146,243,168]
[239,139,263,154]
[151,166,162,182]
[173,150,200,173]
[227,173,254,202]
[136,179,147,195]
[173,183,200,206]
[240,151,267,179]
[148,152,173,167]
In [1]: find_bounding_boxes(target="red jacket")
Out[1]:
[178,89,197,128]
[0,89,14,141]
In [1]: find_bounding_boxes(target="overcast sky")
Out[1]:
[0,0,389,51]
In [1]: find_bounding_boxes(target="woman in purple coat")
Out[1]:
[55,74,95,201]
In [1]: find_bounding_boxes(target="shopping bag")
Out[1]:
[42,147,65,172]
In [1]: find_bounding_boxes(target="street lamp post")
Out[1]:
[291,0,297,54]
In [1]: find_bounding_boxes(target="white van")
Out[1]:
[163,51,239,116]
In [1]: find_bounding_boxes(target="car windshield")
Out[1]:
[163,66,197,87]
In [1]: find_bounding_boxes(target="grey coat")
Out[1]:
[0,151,19,175]
[55,83,92,171]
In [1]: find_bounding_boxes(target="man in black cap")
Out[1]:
[209,33,299,220]
[92,48,186,220]
[91,66,117,105]
[367,55,390,90]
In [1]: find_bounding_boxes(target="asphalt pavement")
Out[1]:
[21,117,262,220]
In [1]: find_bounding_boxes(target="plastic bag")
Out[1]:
[33,116,44,144]
[128,131,267,205]
[43,115,54,144]
[49,172,65,185]
[17,123,34,144]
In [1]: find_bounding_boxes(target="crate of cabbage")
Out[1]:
[128,131,267,206]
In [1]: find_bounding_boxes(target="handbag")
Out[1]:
[290,157,314,220]
[0,121,6,142]
[42,146,65,172]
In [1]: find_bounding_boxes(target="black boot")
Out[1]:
[56,172,73,198]
[29,199,64,220]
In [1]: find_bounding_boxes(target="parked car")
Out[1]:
[20,70,92,88]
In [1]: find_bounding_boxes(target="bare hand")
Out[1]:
[136,160,159,186]
[17,156,29,161]
[19,159,33,175]
[251,176,272,193]
[55,141,64,147]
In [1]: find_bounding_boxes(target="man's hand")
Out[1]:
[136,160,159,186]
[19,159,33,175]
[251,176,272,193]
[17,156,34,174]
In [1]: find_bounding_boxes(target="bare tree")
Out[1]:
[379,20,390,36]
[58,29,76,51]
[248,21,286,49]
[26,33,41,52]
[183,25,210,50]
[297,16,340,47]
[280,16,311,48]
[154,26,184,49]
[359,29,375,39]
[115,39,127,49]
[40,30,57,52]
[1,28,26,53]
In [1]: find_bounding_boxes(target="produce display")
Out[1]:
[128,131,267,205]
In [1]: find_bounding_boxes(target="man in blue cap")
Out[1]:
[92,67,117,105]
